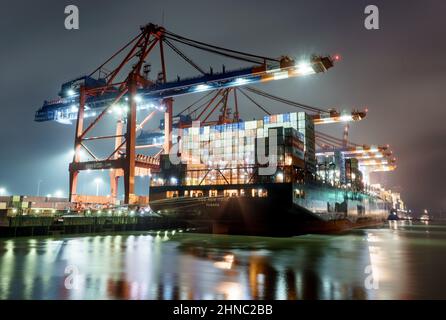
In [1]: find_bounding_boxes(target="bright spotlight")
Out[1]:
[70,105,78,113]
[67,89,76,97]
[134,95,143,103]
[233,78,248,86]
[54,190,63,198]
[195,84,211,92]
[0,187,6,196]
[295,62,315,75]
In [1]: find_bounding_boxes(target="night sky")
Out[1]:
[0,0,445,214]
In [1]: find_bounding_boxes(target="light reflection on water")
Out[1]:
[0,222,445,300]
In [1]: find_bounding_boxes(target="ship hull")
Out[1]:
[149,183,390,236]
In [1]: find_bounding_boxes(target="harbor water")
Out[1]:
[0,221,445,300]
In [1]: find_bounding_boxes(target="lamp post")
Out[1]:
[94,178,102,196]
[37,180,43,196]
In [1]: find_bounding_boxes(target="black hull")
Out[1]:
[149,183,389,236]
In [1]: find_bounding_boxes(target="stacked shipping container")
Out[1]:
[0,196,74,216]
[176,112,316,185]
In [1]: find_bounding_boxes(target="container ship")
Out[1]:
[148,111,395,236]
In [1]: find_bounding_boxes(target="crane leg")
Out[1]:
[69,85,85,203]
[164,98,173,154]
[69,171,78,202]
[124,75,137,204]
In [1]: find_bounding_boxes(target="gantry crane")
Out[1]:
[35,23,337,204]
[315,131,397,173]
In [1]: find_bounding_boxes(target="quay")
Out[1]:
[0,215,189,238]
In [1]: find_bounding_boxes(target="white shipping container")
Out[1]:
[245,120,256,130]
[257,129,264,138]
[290,112,297,121]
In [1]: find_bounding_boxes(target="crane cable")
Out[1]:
[189,92,224,116]
[164,35,267,65]
[245,87,329,114]
[237,88,271,115]
[89,31,145,78]
[177,91,216,116]
[164,30,279,63]
[88,27,277,80]
[316,131,360,147]
[163,38,207,75]
[316,132,351,146]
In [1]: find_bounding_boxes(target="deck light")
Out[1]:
[195,84,211,92]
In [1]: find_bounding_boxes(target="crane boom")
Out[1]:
[241,87,367,125]
[35,56,334,123]
[312,109,367,125]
